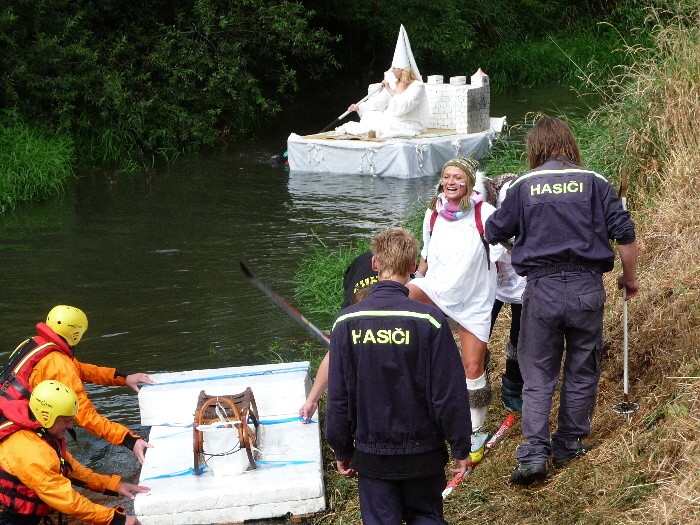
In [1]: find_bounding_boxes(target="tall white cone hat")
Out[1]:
[391,24,422,81]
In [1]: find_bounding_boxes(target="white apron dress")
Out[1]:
[339,80,429,138]
[411,203,502,342]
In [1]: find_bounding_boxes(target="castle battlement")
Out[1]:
[425,69,490,133]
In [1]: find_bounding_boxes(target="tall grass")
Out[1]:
[291,197,430,324]
[293,239,371,325]
[582,0,700,206]
[475,27,630,94]
[0,114,75,213]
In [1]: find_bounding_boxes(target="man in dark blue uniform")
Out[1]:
[485,117,639,485]
[326,228,472,524]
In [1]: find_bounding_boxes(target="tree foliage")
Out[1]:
[0,0,339,167]
[303,0,624,81]
[0,0,638,168]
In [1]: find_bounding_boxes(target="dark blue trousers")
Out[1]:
[358,471,448,525]
[516,271,606,464]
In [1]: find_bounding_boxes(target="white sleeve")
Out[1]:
[358,84,390,114]
[385,82,424,118]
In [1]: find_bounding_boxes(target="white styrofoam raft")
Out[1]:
[134,362,326,524]
[287,117,504,178]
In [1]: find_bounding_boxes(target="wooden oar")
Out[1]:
[239,260,330,349]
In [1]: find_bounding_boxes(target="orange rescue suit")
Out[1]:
[0,426,125,524]
[8,323,140,448]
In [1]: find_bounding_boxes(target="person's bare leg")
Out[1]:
[458,325,491,432]
[408,286,491,431]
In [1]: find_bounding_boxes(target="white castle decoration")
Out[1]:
[286,67,501,178]
[425,68,490,133]
[368,68,490,134]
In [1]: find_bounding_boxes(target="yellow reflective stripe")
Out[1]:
[510,168,608,188]
[0,421,13,432]
[7,339,31,361]
[333,310,442,331]
[12,343,58,374]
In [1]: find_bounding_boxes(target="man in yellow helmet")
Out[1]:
[0,380,149,524]
[0,305,154,463]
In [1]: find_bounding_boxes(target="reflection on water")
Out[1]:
[287,171,437,238]
[0,82,591,519]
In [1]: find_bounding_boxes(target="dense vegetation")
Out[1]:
[0,112,74,213]
[0,0,644,213]
[296,2,700,524]
[1,0,338,171]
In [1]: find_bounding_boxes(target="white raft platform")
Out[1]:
[286,117,504,179]
[134,361,325,524]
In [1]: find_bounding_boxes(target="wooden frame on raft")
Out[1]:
[192,387,260,474]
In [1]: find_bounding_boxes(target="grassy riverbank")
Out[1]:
[297,3,700,523]
[0,116,75,213]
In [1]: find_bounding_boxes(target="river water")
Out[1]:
[0,83,589,516]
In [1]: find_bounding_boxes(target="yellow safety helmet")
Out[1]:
[29,380,79,428]
[46,305,88,346]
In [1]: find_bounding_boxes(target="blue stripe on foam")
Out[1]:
[141,460,314,480]
[141,466,207,480]
[153,416,314,428]
[152,428,192,439]
[142,365,309,387]
[257,460,313,467]
[259,416,316,425]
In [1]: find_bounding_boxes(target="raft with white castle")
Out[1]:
[287,68,505,178]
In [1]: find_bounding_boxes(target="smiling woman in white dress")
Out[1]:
[337,24,429,139]
[408,156,503,433]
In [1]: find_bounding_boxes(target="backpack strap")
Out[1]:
[474,201,484,235]
[429,211,438,235]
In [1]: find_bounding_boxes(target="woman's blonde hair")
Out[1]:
[398,67,418,88]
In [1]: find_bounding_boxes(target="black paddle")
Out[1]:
[239,260,331,349]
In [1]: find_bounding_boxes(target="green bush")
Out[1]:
[1,0,339,169]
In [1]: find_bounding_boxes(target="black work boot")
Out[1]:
[509,462,547,486]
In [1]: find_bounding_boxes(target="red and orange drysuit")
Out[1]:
[0,399,127,524]
[1,322,140,449]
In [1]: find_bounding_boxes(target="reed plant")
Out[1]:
[0,114,75,213]
[293,238,371,324]
[583,0,700,206]
[476,27,629,94]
